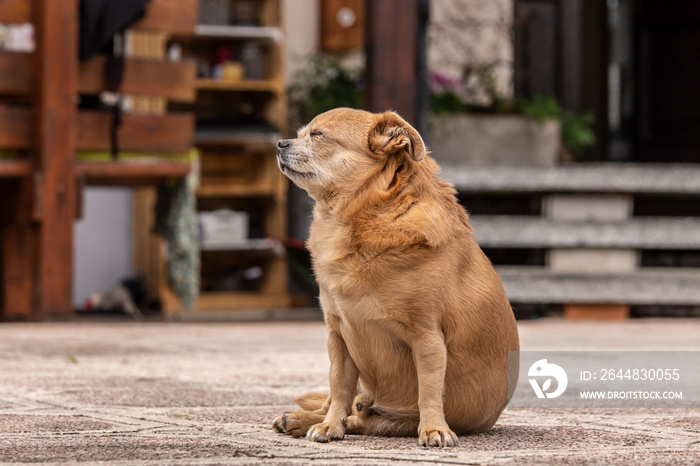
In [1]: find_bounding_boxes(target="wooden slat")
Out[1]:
[0,106,31,149]
[563,304,630,321]
[0,160,31,177]
[77,111,194,154]
[196,292,292,312]
[131,0,197,35]
[0,0,31,23]
[197,79,282,93]
[75,161,192,187]
[34,0,78,317]
[0,51,33,95]
[196,184,275,198]
[1,53,196,102]
[162,290,293,314]
[2,225,35,319]
[132,189,161,301]
[78,56,196,102]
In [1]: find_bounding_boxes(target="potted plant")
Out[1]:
[429,70,596,166]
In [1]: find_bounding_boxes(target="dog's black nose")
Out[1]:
[277,139,291,150]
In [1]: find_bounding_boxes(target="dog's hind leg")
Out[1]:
[274,394,421,440]
[272,393,331,437]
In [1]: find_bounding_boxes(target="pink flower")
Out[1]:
[428,73,464,96]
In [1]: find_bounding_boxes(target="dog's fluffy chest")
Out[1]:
[310,238,385,310]
[308,225,437,336]
[308,218,401,318]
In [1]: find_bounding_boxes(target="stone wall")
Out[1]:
[428,0,514,104]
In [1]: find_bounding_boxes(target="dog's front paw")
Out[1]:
[306,421,346,443]
[418,427,458,448]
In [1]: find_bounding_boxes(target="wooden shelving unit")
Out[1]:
[160,0,292,314]
[0,160,32,178]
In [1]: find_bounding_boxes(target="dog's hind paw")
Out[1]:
[272,413,288,434]
[273,411,325,438]
[273,412,306,437]
[418,427,458,448]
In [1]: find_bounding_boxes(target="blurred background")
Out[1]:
[0,0,698,322]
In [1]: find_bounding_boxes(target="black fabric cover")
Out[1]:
[79,0,151,61]
[79,0,152,158]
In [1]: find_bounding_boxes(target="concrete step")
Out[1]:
[471,216,700,249]
[496,267,700,305]
[441,163,700,194]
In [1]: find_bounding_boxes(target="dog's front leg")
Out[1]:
[307,312,359,443]
[410,331,458,447]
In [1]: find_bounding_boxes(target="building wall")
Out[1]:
[427,0,514,103]
[283,0,321,82]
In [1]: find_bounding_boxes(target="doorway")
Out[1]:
[633,0,700,162]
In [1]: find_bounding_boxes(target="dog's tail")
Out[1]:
[295,393,328,411]
[352,393,420,436]
[352,393,418,419]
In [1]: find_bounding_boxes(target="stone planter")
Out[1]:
[429,114,561,166]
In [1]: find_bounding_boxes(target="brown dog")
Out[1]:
[273,108,519,447]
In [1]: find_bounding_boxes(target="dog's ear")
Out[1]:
[368,112,425,162]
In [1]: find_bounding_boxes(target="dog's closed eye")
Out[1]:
[310,131,323,137]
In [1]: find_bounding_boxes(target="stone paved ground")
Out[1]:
[0,318,698,465]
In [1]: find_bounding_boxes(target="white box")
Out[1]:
[199,209,249,247]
